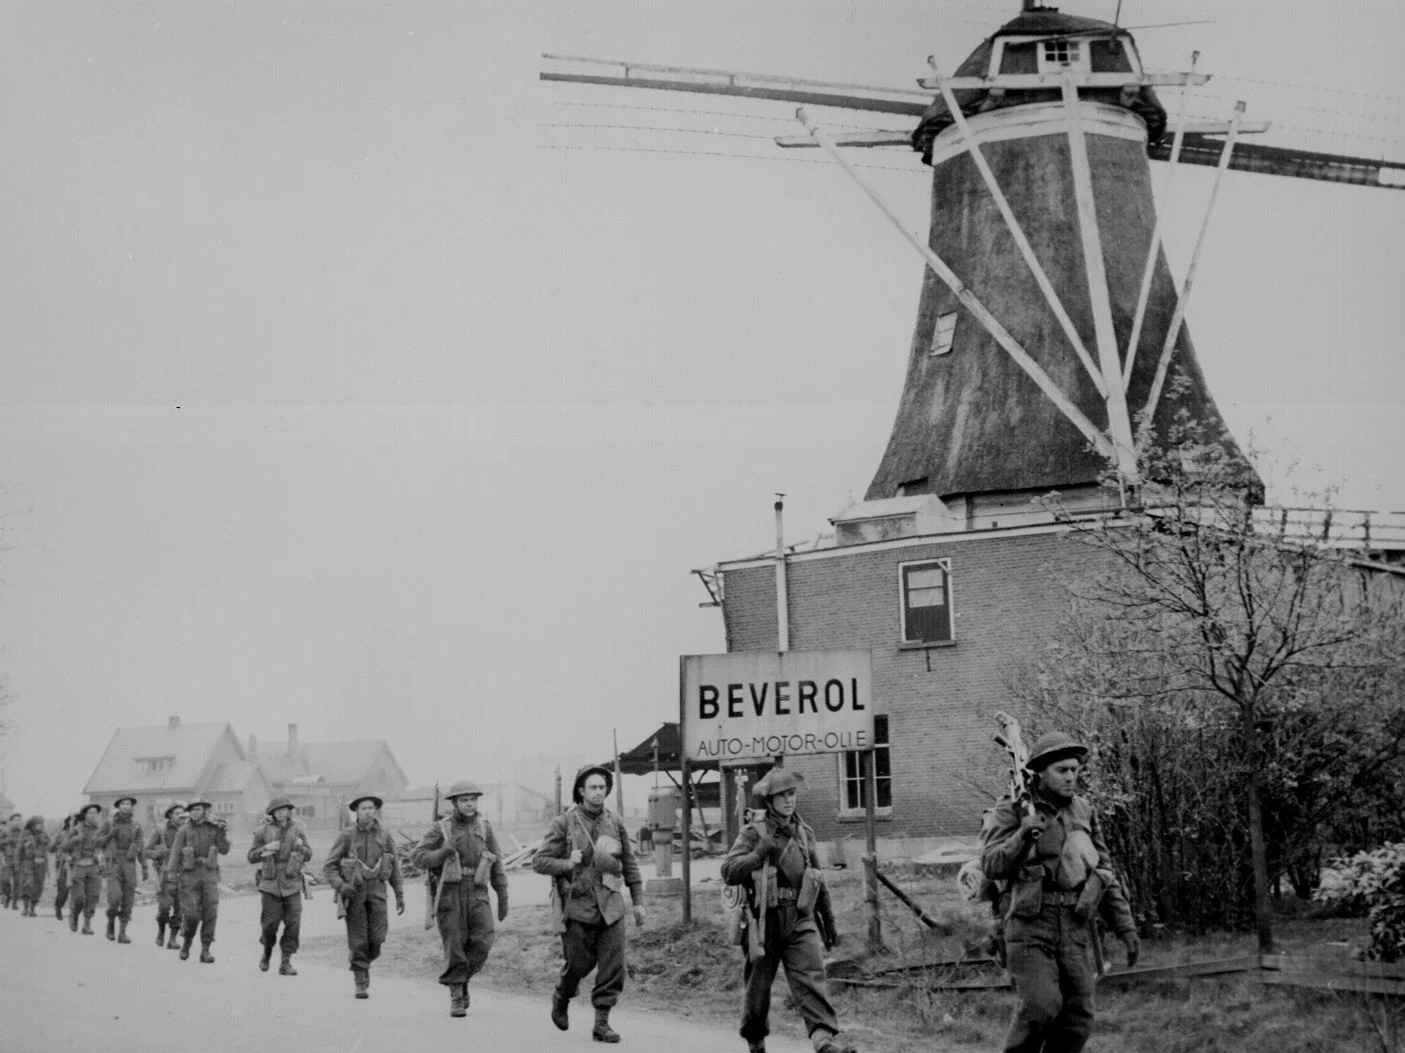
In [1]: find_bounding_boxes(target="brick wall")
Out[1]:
[720,527,1096,841]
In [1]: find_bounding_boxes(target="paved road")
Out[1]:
[0,879,809,1053]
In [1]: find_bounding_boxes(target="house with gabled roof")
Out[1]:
[250,724,408,830]
[82,716,271,832]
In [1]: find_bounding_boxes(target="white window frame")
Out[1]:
[986,35,1142,78]
[838,714,892,819]
[898,557,955,645]
[930,311,958,355]
[1037,39,1089,73]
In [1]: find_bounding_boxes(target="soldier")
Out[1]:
[323,794,404,999]
[16,816,49,916]
[167,798,230,962]
[412,780,508,1018]
[246,795,314,976]
[95,795,147,943]
[52,814,76,922]
[981,732,1140,1053]
[146,803,187,948]
[0,813,22,910]
[721,769,857,1053]
[533,764,645,1045]
[61,804,105,934]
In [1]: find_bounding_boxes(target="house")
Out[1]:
[82,716,270,832]
[252,724,408,831]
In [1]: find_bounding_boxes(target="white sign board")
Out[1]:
[681,650,875,763]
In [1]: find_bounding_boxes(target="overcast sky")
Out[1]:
[0,1,1401,813]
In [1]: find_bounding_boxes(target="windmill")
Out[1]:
[541,3,1404,521]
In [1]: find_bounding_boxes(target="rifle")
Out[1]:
[423,782,440,931]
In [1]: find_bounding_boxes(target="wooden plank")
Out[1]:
[919,72,1211,90]
[1099,956,1260,983]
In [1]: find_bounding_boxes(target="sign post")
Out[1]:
[679,649,875,926]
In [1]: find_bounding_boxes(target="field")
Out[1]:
[299,862,1399,1053]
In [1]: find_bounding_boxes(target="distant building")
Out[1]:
[252,724,409,830]
[82,716,270,832]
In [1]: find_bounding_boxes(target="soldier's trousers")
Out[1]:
[557,917,628,1009]
[740,906,840,1044]
[178,869,220,945]
[21,863,46,902]
[0,863,13,903]
[259,891,302,955]
[1002,903,1097,1053]
[69,864,103,919]
[54,866,70,913]
[343,889,388,972]
[434,885,495,987]
[105,861,138,921]
[156,874,182,931]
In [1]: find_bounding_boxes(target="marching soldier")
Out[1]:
[0,813,22,910]
[61,804,105,934]
[412,780,507,1018]
[323,794,404,999]
[146,803,186,948]
[16,816,49,916]
[247,796,314,976]
[52,814,76,922]
[95,795,147,943]
[167,798,230,962]
[721,769,857,1053]
[533,764,645,1044]
[981,731,1140,1053]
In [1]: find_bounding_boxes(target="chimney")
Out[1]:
[247,735,258,758]
[287,724,299,760]
[168,716,180,731]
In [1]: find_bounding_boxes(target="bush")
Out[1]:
[1314,842,1405,962]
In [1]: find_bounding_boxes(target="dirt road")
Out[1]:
[0,886,808,1053]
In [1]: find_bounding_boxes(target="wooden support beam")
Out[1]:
[796,108,1121,468]
[874,869,944,931]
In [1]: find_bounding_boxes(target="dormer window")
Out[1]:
[1038,39,1089,73]
[137,756,174,774]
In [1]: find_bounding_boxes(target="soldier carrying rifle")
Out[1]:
[146,803,187,948]
[166,798,230,962]
[323,793,403,1000]
[247,795,314,976]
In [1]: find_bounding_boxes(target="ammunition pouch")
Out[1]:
[180,847,196,872]
[339,858,365,890]
[474,851,497,888]
[1009,865,1045,919]
[797,868,823,913]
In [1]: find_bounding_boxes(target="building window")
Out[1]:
[297,806,315,818]
[1038,39,1088,72]
[840,716,891,815]
[900,558,953,643]
[930,312,958,355]
[137,757,174,774]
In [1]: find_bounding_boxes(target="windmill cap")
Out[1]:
[1027,732,1088,771]
[752,768,804,802]
[443,781,482,801]
[572,764,613,803]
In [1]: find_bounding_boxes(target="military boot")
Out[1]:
[68,910,79,932]
[354,969,369,999]
[279,953,297,976]
[199,943,215,963]
[179,934,193,960]
[551,992,570,1031]
[592,1007,620,1044]
[166,928,180,949]
[814,1033,859,1053]
[117,920,131,943]
[55,904,64,921]
[156,921,166,946]
[106,916,116,941]
[259,946,272,972]
[81,916,94,935]
[449,984,468,1018]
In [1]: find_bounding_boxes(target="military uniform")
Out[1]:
[324,795,404,998]
[247,797,314,975]
[146,805,186,947]
[52,817,75,921]
[981,733,1138,1053]
[167,802,230,962]
[0,816,22,909]
[412,781,508,1016]
[60,807,105,934]
[95,799,146,943]
[16,818,49,916]
[533,764,643,1044]
[721,769,854,1053]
